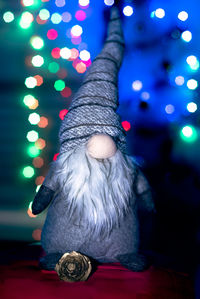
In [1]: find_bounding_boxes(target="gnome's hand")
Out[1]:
[32,185,55,215]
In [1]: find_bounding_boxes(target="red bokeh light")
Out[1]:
[38,116,48,128]
[34,75,43,86]
[60,87,72,98]
[33,157,44,168]
[36,15,47,25]
[57,68,68,79]
[35,176,45,186]
[59,109,69,120]
[47,29,58,40]
[51,47,61,59]
[121,121,131,131]
[76,61,87,73]
[32,229,42,241]
[53,153,59,161]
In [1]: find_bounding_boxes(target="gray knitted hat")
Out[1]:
[59,7,127,154]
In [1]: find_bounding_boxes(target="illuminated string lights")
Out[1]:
[30,36,44,50]
[165,104,175,114]
[181,30,192,42]
[132,80,143,91]
[104,0,114,6]
[187,79,198,90]
[26,130,39,142]
[178,11,188,21]
[121,121,131,131]
[31,55,44,67]
[23,166,35,178]
[187,102,197,113]
[175,75,185,86]
[19,11,34,29]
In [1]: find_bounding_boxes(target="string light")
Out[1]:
[59,109,69,120]
[75,10,86,21]
[33,157,44,168]
[79,50,90,61]
[47,29,58,40]
[51,47,61,59]
[48,62,60,73]
[186,55,199,71]
[54,79,65,91]
[121,121,131,131]
[55,0,66,7]
[31,55,44,67]
[79,0,90,7]
[62,12,72,22]
[38,116,48,128]
[28,112,40,125]
[19,11,34,29]
[27,145,40,157]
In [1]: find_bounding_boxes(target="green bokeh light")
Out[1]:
[51,13,62,24]
[54,79,65,91]
[180,125,198,143]
[23,166,35,178]
[48,62,60,73]
[39,9,50,20]
[30,36,44,50]
[19,11,33,29]
[23,94,35,106]
[27,145,40,157]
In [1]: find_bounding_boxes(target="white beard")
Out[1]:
[52,146,136,236]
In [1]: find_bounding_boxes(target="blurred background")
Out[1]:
[0,0,200,272]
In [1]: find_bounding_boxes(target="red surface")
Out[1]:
[0,261,194,299]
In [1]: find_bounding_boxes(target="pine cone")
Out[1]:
[55,251,92,282]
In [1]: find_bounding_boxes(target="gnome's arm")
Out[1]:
[134,168,155,213]
[32,165,57,215]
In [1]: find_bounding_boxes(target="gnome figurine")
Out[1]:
[32,6,155,282]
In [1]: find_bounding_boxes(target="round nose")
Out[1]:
[86,134,117,159]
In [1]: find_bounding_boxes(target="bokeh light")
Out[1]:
[25,76,37,88]
[165,104,175,114]
[79,49,90,61]
[28,112,40,125]
[35,176,45,185]
[3,11,14,23]
[53,153,59,161]
[59,109,69,120]
[23,94,37,108]
[121,121,131,131]
[70,48,79,60]
[60,87,72,98]
[132,80,143,91]
[123,6,134,17]
[155,8,165,18]
[60,47,71,59]
[47,29,58,40]
[141,91,150,100]
[48,61,60,73]
[75,61,87,73]
[187,79,198,90]
[181,30,192,42]
[178,11,188,21]
[19,11,34,29]
[54,79,65,91]
[26,130,39,142]
[38,116,48,128]
[55,0,66,7]
[34,75,43,86]
[187,102,197,113]
[32,229,42,241]
[32,55,44,67]
[51,12,62,24]
[22,0,34,6]
[30,36,44,50]
[35,138,46,149]
[33,157,44,168]
[79,0,90,7]
[62,11,72,22]
[175,75,185,86]
[71,25,83,37]
[23,166,35,178]
[39,8,50,20]
[186,55,199,71]
[104,0,114,6]
[75,10,86,21]
[180,125,198,142]
[27,145,40,157]
[51,47,61,59]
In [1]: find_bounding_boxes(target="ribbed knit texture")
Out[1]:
[59,7,126,154]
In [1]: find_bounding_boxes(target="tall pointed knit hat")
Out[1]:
[59,7,127,154]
